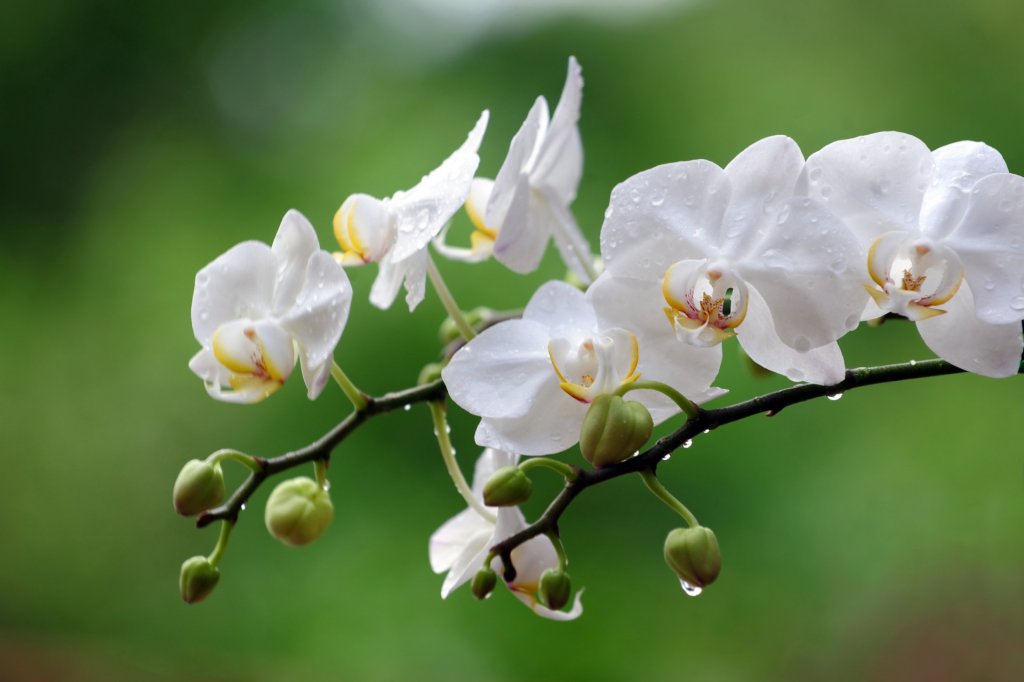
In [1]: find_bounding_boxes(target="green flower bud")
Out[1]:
[663,526,721,589]
[539,569,572,611]
[482,466,533,507]
[579,394,653,468]
[471,566,497,600]
[438,307,494,344]
[179,555,220,604]
[173,459,226,516]
[264,477,334,547]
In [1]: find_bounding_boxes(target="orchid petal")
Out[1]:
[492,174,546,274]
[920,141,1008,239]
[443,319,554,419]
[530,56,583,203]
[736,285,846,385]
[270,210,320,314]
[192,241,275,345]
[389,111,489,262]
[601,160,730,278]
[944,173,1024,324]
[541,187,595,284]
[917,281,1023,378]
[474,388,587,455]
[802,132,933,244]
[488,97,548,230]
[522,280,598,337]
[430,506,492,575]
[440,528,492,599]
[719,135,805,259]
[739,196,866,350]
[511,588,585,621]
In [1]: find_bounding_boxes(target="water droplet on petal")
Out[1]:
[1010,296,1024,311]
[680,580,703,597]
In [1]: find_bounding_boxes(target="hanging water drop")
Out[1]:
[403,404,412,412]
[662,453,671,461]
[682,439,692,449]
[680,580,702,597]
[826,392,843,401]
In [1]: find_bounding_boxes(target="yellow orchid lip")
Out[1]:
[212,320,294,398]
[661,261,748,345]
[333,201,369,264]
[865,233,964,319]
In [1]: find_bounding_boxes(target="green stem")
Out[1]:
[331,362,368,411]
[545,531,569,570]
[640,470,698,528]
[207,520,234,567]
[426,255,476,341]
[208,449,261,474]
[428,401,495,522]
[314,459,329,490]
[620,380,700,419]
[519,457,577,481]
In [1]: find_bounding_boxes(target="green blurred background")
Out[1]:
[2,0,1022,679]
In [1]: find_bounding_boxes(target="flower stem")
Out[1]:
[428,401,495,522]
[620,380,700,419]
[519,457,577,481]
[640,469,698,528]
[545,531,569,570]
[208,449,262,473]
[207,520,234,567]
[426,255,476,341]
[314,459,329,489]
[331,362,368,411]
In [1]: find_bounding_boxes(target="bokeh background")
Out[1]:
[2,0,1022,680]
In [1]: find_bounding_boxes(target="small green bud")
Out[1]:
[663,526,721,589]
[179,555,220,604]
[579,394,654,468]
[173,459,226,516]
[438,307,494,344]
[471,566,497,600]
[482,466,533,507]
[539,569,572,611]
[264,477,334,547]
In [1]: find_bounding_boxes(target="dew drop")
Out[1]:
[1010,296,1024,311]
[703,429,710,434]
[826,392,843,401]
[662,453,671,461]
[680,580,703,597]
[551,434,562,442]
[322,480,331,492]
[682,439,692,449]
[403,404,412,412]
[240,503,247,512]
[909,359,917,366]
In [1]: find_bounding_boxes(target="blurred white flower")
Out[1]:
[189,210,352,403]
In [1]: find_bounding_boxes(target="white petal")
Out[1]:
[522,280,597,337]
[601,160,729,279]
[529,56,583,203]
[738,196,867,350]
[492,174,548,274]
[439,528,492,599]
[442,319,555,419]
[474,387,587,455]
[388,111,489,262]
[488,97,548,230]
[920,141,1008,239]
[735,285,847,385]
[719,136,805,259]
[278,251,352,387]
[916,281,1023,378]
[192,241,275,346]
[368,255,404,311]
[429,507,493,574]
[188,347,283,404]
[802,132,933,245]
[944,173,1024,324]
[299,360,333,401]
[540,188,595,284]
[270,210,320,313]
[511,587,585,621]
[587,273,724,420]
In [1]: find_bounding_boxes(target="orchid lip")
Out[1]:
[547,328,641,403]
[866,231,964,319]
[661,259,748,347]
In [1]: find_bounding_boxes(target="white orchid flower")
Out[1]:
[435,57,597,283]
[333,111,488,311]
[598,135,868,385]
[429,448,584,621]
[442,280,722,456]
[802,132,1024,377]
[189,210,352,403]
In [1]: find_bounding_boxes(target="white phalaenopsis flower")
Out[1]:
[189,210,352,403]
[435,57,596,283]
[598,135,868,385]
[442,280,722,455]
[802,132,1024,377]
[429,448,583,621]
[333,111,488,311]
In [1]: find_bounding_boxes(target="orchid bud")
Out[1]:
[663,526,721,589]
[482,466,533,507]
[438,307,493,344]
[579,394,653,467]
[179,556,220,604]
[172,459,226,516]
[471,566,497,600]
[264,477,334,547]
[418,362,444,385]
[539,569,572,611]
